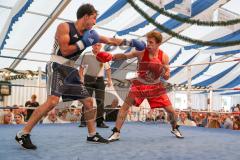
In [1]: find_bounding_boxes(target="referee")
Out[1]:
[79,43,112,128]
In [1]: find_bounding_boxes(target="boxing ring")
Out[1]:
[0,122,239,160]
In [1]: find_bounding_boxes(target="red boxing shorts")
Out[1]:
[128,80,172,108]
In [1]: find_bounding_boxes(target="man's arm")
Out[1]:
[99,36,146,51]
[106,69,112,87]
[105,63,112,87]
[57,24,101,57]
[99,35,124,46]
[56,23,79,56]
[112,50,144,61]
[79,66,85,83]
[162,52,170,80]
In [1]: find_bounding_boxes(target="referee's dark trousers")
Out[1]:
[81,75,106,125]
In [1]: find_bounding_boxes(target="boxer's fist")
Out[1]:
[76,30,99,50]
[131,39,146,51]
[96,52,112,63]
[123,39,146,51]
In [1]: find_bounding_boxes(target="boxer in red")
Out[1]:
[97,30,184,141]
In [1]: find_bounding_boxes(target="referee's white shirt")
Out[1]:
[80,52,110,77]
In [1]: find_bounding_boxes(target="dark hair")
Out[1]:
[77,3,98,19]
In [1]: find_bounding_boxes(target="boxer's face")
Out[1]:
[147,37,160,53]
[84,13,97,30]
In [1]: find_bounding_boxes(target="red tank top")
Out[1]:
[137,49,163,79]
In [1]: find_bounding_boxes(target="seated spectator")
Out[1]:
[105,99,120,122]
[3,112,13,124]
[202,113,211,127]
[146,109,155,122]
[14,114,25,124]
[236,104,240,111]
[12,105,21,115]
[187,112,193,121]
[233,104,240,112]
[73,108,81,122]
[42,109,69,124]
[233,116,240,130]
[156,110,167,123]
[0,111,4,124]
[66,105,79,122]
[207,114,221,128]
[208,120,221,128]
[58,109,69,122]
[230,105,235,112]
[18,105,27,120]
[222,114,233,129]
[105,99,120,108]
[177,112,196,127]
[194,115,203,127]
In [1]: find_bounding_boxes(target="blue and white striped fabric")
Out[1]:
[97,0,129,25]
[0,0,33,55]
[193,63,239,86]
[184,30,240,50]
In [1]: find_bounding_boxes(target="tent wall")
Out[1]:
[1,78,47,106]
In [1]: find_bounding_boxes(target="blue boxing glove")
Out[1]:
[123,39,146,51]
[76,30,99,50]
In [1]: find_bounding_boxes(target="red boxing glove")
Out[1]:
[147,58,164,80]
[96,52,112,63]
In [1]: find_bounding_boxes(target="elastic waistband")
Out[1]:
[50,55,77,68]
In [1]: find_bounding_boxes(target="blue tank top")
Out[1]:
[52,22,84,61]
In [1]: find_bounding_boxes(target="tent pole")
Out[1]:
[187,66,192,110]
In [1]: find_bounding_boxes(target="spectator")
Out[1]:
[233,116,240,130]
[105,99,120,122]
[156,110,167,123]
[14,114,25,124]
[230,105,235,112]
[42,109,68,124]
[208,120,221,128]
[194,115,203,127]
[207,114,221,128]
[0,111,4,124]
[222,114,233,129]
[25,94,39,121]
[236,104,240,111]
[3,112,13,124]
[66,105,78,122]
[177,112,196,127]
[202,113,210,127]
[73,108,81,122]
[58,109,69,122]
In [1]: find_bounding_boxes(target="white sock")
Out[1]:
[17,130,29,136]
[17,130,24,137]
[88,132,96,137]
